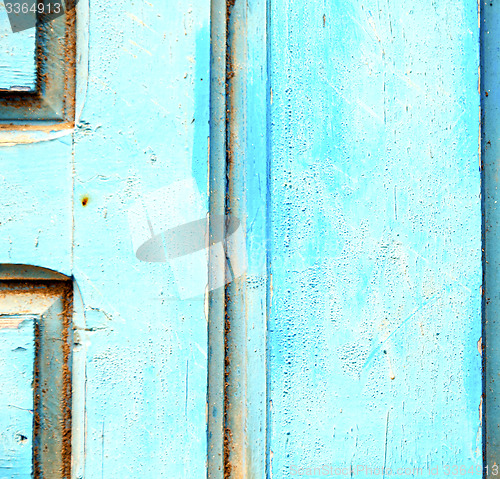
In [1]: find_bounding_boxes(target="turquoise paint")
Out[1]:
[72,0,210,477]
[223,0,269,476]
[0,316,35,477]
[0,0,484,477]
[268,0,481,477]
[0,4,36,91]
[0,0,210,477]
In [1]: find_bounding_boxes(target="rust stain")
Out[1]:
[224,0,236,476]
[81,196,89,207]
[33,317,41,478]
[63,0,77,122]
[224,288,233,479]
[0,281,68,295]
[0,122,74,132]
[60,286,73,479]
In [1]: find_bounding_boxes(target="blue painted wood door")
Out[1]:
[215,1,481,478]
[0,0,483,478]
[0,0,210,477]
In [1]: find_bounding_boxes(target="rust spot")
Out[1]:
[323,14,326,27]
[81,196,89,207]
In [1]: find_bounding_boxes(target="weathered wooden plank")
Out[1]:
[268,0,481,476]
[207,0,226,476]
[72,1,210,477]
[223,0,269,477]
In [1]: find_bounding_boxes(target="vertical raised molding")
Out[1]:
[208,0,269,477]
[208,0,227,477]
[483,0,500,475]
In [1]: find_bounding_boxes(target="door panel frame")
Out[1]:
[0,265,85,478]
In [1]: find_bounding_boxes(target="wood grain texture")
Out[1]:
[207,0,226,476]
[268,0,481,476]
[0,0,483,477]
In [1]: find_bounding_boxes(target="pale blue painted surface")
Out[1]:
[0,0,210,478]
[222,0,269,477]
[0,140,73,275]
[268,0,481,477]
[72,1,210,477]
[0,0,484,477]
[0,3,36,90]
[0,316,34,478]
[207,0,226,475]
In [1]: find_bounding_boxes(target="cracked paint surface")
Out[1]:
[268,0,481,476]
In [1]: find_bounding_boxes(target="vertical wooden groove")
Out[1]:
[33,318,41,478]
[208,0,227,478]
[225,0,269,477]
[208,0,269,477]
[481,0,486,475]
[264,2,272,476]
[61,285,73,479]
[482,0,500,476]
[224,0,237,476]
